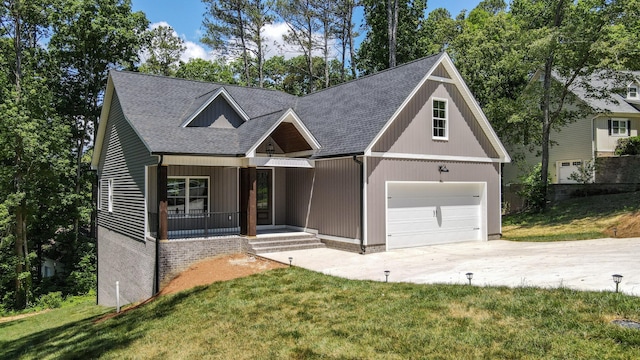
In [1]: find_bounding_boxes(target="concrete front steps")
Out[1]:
[248,232,325,254]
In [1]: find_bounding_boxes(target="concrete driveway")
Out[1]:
[262,238,640,296]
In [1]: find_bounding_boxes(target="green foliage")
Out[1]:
[139,25,185,76]
[175,58,237,83]
[357,0,429,73]
[35,291,64,309]
[568,160,596,184]
[615,136,640,155]
[518,163,549,212]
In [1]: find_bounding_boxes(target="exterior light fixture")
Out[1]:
[438,165,449,173]
[613,274,623,293]
[266,142,275,157]
[288,257,293,267]
[466,272,473,285]
[384,270,390,283]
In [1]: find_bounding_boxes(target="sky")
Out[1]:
[130,0,483,62]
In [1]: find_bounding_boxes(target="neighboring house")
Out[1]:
[503,71,640,185]
[92,52,510,306]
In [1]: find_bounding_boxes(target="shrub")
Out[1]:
[36,291,63,309]
[615,136,640,155]
[518,163,549,212]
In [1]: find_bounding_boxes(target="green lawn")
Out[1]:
[503,191,640,241]
[2,268,640,359]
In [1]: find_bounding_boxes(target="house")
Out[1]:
[91,52,510,306]
[503,71,640,185]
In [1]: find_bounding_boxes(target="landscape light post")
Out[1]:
[384,270,390,283]
[613,274,623,293]
[466,272,474,285]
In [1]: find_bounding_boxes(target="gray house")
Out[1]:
[92,52,510,306]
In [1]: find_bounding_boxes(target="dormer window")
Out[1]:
[629,85,638,99]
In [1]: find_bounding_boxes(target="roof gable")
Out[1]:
[245,109,320,157]
[181,87,249,127]
[364,53,510,162]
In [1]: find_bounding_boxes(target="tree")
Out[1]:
[357,0,427,73]
[175,58,237,83]
[511,0,640,210]
[139,25,185,76]
[202,0,274,87]
[0,0,70,309]
[334,0,358,80]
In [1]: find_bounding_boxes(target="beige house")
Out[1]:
[504,72,640,185]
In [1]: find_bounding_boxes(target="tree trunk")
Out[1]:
[387,0,398,68]
[347,2,356,79]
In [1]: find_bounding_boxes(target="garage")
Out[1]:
[386,182,486,249]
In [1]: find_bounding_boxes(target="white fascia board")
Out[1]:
[370,151,504,163]
[364,53,445,156]
[162,155,245,167]
[180,87,250,128]
[245,108,320,157]
[248,157,315,168]
[91,75,114,170]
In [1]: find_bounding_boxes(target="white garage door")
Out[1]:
[386,182,485,250]
[557,160,582,184]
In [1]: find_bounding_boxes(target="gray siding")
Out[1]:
[373,80,499,158]
[97,91,156,241]
[285,158,361,239]
[366,157,501,246]
[188,96,244,128]
[147,165,238,215]
[432,63,450,78]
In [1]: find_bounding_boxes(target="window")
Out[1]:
[629,86,638,99]
[610,119,629,136]
[167,177,209,214]
[108,179,114,212]
[432,99,448,140]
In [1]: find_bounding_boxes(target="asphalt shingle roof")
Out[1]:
[108,53,442,158]
[562,71,640,114]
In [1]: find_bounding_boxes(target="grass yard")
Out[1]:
[2,267,640,359]
[503,191,640,241]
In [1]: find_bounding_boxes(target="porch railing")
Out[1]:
[148,211,241,239]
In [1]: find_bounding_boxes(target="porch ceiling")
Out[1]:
[271,122,312,153]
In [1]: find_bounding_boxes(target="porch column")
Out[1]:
[157,164,168,240]
[240,167,257,236]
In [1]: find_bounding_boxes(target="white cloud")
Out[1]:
[146,21,219,63]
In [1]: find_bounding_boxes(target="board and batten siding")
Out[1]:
[366,157,501,246]
[97,91,156,242]
[285,158,360,239]
[274,167,287,225]
[431,63,451,78]
[187,96,244,128]
[372,80,498,159]
[147,165,238,216]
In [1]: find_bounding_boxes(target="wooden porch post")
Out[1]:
[157,164,168,240]
[240,167,257,236]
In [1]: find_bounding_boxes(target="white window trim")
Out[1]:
[167,176,211,214]
[97,179,102,211]
[629,85,638,99]
[611,119,628,137]
[107,179,113,213]
[432,97,449,141]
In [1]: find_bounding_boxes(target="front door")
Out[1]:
[256,169,272,225]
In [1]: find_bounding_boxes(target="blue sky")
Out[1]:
[131,0,483,61]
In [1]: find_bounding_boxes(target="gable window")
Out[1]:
[609,119,630,136]
[168,177,209,214]
[107,179,114,212]
[629,86,638,99]
[432,98,448,140]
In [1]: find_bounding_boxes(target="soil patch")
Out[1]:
[95,253,286,323]
[159,253,286,295]
[0,309,51,324]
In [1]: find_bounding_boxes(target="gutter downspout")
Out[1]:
[155,155,163,295]
[352,155,365,254]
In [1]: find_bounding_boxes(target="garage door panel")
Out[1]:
[386,182,485,250]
